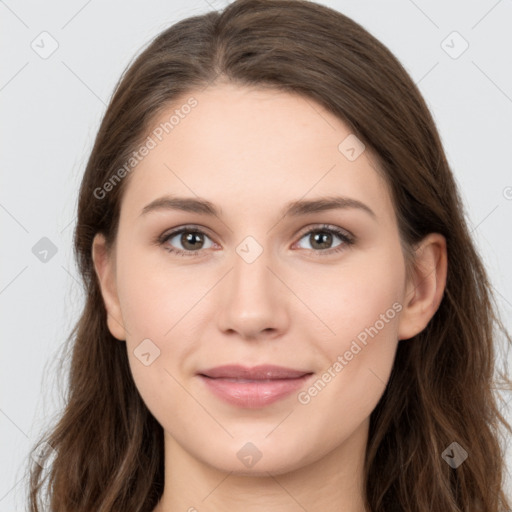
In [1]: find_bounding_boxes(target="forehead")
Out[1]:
[119,83,394,225]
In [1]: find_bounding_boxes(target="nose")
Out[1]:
[215,245,290,341]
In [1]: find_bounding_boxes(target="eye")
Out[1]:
[293,224,354,256]
[157,224,354,257]
[159,227,215,257]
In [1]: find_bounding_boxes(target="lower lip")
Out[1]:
[198,374,313,408]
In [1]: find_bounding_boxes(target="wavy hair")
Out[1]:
[26,0,511,510]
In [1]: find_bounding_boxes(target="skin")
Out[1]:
[92,82,447,512]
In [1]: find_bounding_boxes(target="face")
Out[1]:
[93,82,444,476]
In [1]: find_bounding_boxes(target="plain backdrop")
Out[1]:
[1,0,511,509]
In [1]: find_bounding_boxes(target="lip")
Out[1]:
[197,365,314,408]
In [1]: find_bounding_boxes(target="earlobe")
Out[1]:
[397,233,448,341]
[91,233,127,341]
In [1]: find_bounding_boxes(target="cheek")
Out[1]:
[302,245,405,405]
[116,257,197,428]
[114,241,206,399]
[301,241,405,345]
[115,239,193,336]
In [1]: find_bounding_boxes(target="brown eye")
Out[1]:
[179,231,205,250]
[160,228,214,256]
[295,225,354,255]
[307,231,335,250]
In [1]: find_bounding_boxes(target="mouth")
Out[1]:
[197,364,314,408]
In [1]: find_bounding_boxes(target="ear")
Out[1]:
[91,233,127,341]
[397,233,448,341]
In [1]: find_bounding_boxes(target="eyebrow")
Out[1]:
[139,195,376,220]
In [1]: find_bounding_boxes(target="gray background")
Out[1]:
[1,0,511,509]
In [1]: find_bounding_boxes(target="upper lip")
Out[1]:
[198,364,312,380]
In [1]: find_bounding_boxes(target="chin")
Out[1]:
[200,443,310,477]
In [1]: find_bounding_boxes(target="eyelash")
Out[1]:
[156,224,355,258]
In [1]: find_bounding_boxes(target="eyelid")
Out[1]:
[156,225,217,250]
[294,223,353,241]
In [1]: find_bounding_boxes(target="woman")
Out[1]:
[27,0,511,510]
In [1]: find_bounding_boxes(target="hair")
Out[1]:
[24,0,511,510]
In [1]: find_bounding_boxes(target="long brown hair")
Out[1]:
[26,0,512,510]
